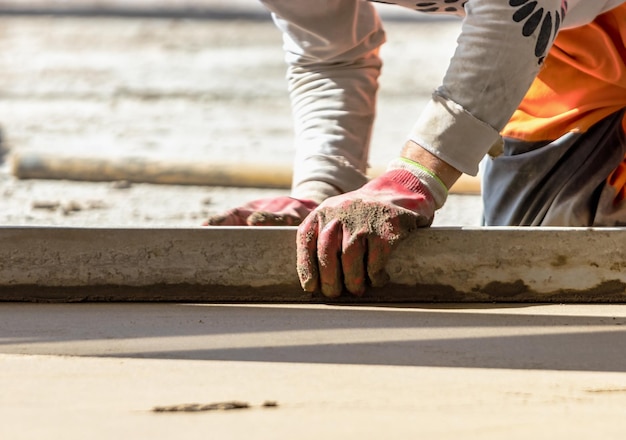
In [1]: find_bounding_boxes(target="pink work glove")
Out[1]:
[296,158,448,297]
[204,196,318,226]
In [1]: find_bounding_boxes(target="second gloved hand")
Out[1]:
[204,196,318,226]
[296,158,448,297]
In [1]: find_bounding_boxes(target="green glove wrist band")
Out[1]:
[387,157,448,209]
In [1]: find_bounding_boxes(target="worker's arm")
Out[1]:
[401,140,461,190]
[410,0,566,177]
[406,0,624,176]
[297,0,568,297]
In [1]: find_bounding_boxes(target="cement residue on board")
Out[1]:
[152,400,278,412]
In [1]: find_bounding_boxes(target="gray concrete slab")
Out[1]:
[0,226,625,302]
[2,303,626,439]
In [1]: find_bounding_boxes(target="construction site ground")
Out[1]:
[1,2,626,439]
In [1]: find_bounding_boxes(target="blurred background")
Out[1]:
[0,0,481,226]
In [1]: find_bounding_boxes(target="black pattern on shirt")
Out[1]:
[509,0,568,62]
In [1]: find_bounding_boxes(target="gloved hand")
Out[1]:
[204,196,318,226]
[296,158,448,297]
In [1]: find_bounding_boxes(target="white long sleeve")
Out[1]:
[408,0,626,175]
[259,0,625,193]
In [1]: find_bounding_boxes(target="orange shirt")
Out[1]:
[503,4,626,141]
[502,4,626,203]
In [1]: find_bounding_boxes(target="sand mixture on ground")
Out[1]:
[0,11,480,227]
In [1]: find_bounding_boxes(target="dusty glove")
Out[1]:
[296,158,448,297]
[204,196,318,226]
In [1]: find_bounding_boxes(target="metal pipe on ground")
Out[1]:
[0,226,624,303]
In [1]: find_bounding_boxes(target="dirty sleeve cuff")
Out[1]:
[408,93,502,176]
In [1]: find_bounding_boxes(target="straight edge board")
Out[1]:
[0,226,624,303]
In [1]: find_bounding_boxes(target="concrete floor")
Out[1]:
[2,303,626,439]
[0,4,482,227]
[1,3,626,438]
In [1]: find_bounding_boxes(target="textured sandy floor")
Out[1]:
[2,303,626,440]
[0,5,481,227]
[1,4,626,440]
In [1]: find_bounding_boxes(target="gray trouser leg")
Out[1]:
[482,109,626,226]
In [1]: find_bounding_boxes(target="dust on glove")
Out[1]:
[204,196,318,227]
[296,158,448,297]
